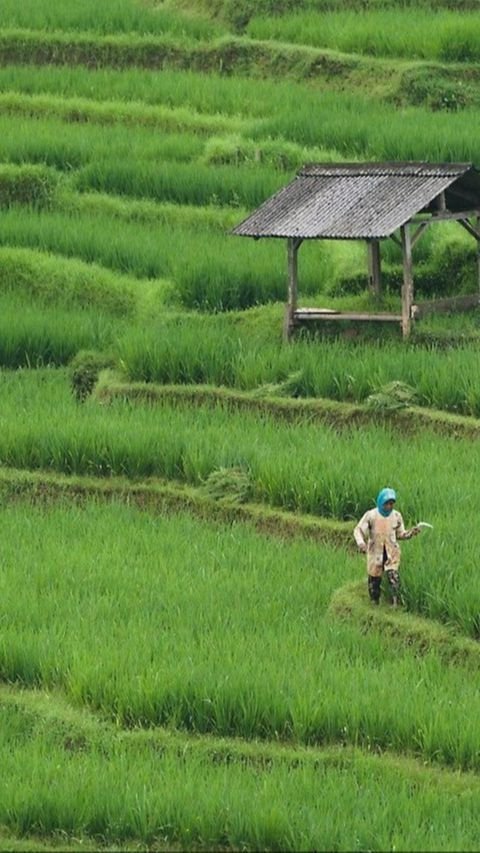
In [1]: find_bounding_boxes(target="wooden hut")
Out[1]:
[232,162,480,340]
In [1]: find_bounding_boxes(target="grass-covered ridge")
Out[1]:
[2,683,480,851]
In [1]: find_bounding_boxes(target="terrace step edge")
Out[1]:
[94,375,480,439]
[0,465,352,548]
[329,581,480,666]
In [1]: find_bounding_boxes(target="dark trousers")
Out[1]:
[368,548,401,604]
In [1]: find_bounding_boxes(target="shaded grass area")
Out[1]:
[0,28,370,79]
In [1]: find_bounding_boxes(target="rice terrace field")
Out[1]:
[2,0,480,850]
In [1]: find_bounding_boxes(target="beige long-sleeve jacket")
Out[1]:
[353,508,414,577]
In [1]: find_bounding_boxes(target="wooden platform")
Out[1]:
[293,308,403,323]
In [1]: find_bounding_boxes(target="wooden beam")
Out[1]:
[294,309,402,323]
[412,293,480,320]
[457,218,480,241]
[477,216,480,301]
[284,237,302,342]
[410,208,480,225]
[400,223,413,339]
[367,239,381,297]
[411,221,429,249]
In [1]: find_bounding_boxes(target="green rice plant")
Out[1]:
[61,191,245,231]
[74,159,284,208]
[0,163,60,208]
[0,246,138,316]
[252,90,480,162]
[0,500,479,764]
[116,318,480,416]
[0,368,480,631]
[0,370,466,514]
[197,0,480,27]
[0,296,119,367]
[246,9,480,61]
[0,91,250,136]
[2,693,480,850]
[0,63,304,119]
[0,208,334,309]
[0,0,226,38]
[0,115,204,170]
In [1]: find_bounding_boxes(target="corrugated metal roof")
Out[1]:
[232,162,480,240]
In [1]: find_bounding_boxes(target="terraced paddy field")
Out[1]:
[1,0,480,849]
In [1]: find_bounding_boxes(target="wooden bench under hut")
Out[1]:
[232,162,480,340]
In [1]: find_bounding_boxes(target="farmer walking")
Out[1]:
[353,487,420,607]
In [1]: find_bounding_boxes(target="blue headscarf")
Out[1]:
[376,487,397,517]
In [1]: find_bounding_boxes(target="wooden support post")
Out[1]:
[400,223,414,339]
[284,237,301,342]
[477,217,480,305]
[367,239,381,298]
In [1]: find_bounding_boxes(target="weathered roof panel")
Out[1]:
[232,162,480,240]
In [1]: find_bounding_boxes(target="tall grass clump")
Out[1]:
[0,163,60,208]
[0,246,137,316]
[0,115,204,171]
[0,295,119,367]
[74,159,284,208]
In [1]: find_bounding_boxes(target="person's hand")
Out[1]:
[358,542,368,554]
